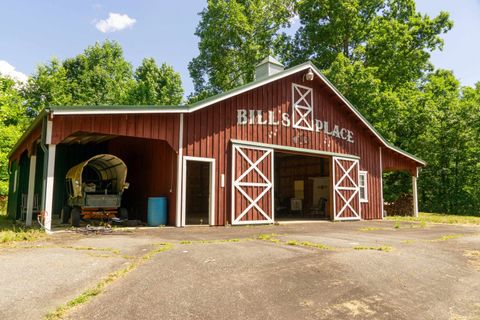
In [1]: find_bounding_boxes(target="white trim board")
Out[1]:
[230,139,360,160]
[181,156,216,226]
[175,114,184,227]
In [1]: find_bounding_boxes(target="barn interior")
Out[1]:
[274,152,331,221]
[52,132,177,225]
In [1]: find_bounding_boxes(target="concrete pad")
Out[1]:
[0,246,128,320]
[1,221,479,320]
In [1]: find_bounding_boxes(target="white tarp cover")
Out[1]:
[66,154,128,198]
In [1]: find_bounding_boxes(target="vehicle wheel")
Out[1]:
[61,206,71,224]
[119,207,128,220]
[71,207,81,227]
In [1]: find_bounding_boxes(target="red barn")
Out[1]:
[7,57,425,230]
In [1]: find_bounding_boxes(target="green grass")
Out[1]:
[359,227,388,232]
[430,234,465,242]
[386,212,480,225]
[354,245,393,252]
[0,213,46,244]
[179,238,244,245]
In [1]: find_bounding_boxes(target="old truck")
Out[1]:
[62,154,129,227]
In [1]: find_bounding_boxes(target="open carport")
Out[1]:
[7,110,181,229]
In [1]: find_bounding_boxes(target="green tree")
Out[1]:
[23,40,184,109]
[131,58,183,105]
[188,0,294,97]
[285,0,452,87]
[415,70,478,214]
[0,77,30,195]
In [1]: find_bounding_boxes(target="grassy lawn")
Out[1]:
[0,213,46,244]
[386,212,480,225]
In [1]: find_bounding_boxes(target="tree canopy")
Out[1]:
[188,0,295,98]
[23,40,184,112]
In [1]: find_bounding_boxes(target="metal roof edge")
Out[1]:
[50,105,189,115]
[187,62,312,112]
[306,62,426,166]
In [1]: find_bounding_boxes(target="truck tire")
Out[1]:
[61,206,71,224]
[71,207,81,227]
[119,207,128,220]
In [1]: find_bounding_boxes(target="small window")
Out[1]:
[359,171,368,202]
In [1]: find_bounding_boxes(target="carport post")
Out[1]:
[44,144,56,232]
[25,154,37,226]
[175,114,184,227]
[412,168,419,218]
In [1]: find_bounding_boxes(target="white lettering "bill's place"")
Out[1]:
[237,109,354,143]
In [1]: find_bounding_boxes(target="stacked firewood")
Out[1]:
[384,194,414,216]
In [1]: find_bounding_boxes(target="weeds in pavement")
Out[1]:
[44,242,173,320]
[354,245,392,252]
[430,234,464,242]
[359,227,388,232]
[179,238,244,245]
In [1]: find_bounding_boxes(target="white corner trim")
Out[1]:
[175,114,184,227]
[45,120,53,145]
[44,145,56,233]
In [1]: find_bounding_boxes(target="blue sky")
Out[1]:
[1,0,479,96]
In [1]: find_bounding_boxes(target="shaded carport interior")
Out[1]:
[381,147,423,216]
[52,132,177,225]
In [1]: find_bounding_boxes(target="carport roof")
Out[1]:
[10,61,426,166]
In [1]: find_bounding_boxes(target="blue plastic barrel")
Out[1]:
[147,197,168,226]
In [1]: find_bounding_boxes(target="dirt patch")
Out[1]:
[464,250,480,271]
[323,296,382,318]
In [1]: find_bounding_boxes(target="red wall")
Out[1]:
[182,73,389,223]
[51,113,180,151]
[107,137,177,225]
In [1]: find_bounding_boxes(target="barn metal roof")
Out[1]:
[10,61,426,166]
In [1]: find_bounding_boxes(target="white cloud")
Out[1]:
[0,60,28,83]
[95,13,136,33]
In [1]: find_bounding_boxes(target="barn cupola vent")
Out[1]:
[255,56,284,80]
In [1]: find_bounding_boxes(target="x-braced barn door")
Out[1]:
[231,144,274,225]
[332,157,361,221]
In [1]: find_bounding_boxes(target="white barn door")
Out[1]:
[332,157,361,221]
[231,144,274,225]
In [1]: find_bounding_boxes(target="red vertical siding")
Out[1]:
[51,114,180,151]
[183,73,387,223]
